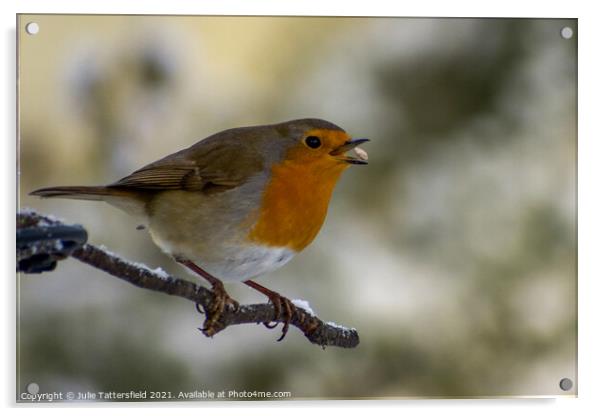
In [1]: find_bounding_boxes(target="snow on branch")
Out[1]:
[17,210,360,349]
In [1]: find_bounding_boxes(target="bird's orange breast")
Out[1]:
[248,149,348,252]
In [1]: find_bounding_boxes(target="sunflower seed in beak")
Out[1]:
[353,147,368,161]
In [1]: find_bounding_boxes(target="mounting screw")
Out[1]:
[559,377,573,391]
[560,26,573,40]
[25,22,39,35]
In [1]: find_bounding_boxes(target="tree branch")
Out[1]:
[17,210,360,349]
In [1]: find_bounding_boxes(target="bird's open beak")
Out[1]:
[330,138,370,165]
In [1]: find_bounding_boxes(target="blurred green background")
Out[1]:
[17,15,576,399]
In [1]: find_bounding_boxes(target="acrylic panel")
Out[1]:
[17,14,577,401]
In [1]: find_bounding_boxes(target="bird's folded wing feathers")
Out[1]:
[108,142,264,193]
[110,164,204,190]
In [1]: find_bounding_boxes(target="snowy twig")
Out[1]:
[17,210,360,349]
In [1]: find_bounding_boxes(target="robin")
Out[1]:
[31,118,369,340]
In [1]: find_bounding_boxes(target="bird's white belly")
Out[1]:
[150,230,295,282]
[200,245,296,282]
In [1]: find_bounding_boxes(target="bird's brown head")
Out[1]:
[272,118,369,172]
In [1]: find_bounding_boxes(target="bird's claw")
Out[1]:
[263,293,295,342]
[199,281,239,336]
[195,302,205,315]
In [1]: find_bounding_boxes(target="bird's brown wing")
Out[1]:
[110,164,204,191]
[108,136,265,193]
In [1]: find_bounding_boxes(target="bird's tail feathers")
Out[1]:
[30,186,123,201]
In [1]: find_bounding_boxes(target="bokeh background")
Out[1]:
[17,15,577,399]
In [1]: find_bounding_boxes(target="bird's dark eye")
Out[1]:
[305,136,321,149]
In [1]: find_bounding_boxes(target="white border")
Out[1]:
[2,0,587,17]
[3,1,601,415]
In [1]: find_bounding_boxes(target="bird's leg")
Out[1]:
[176,258,239,335]
[244,280,295,342]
